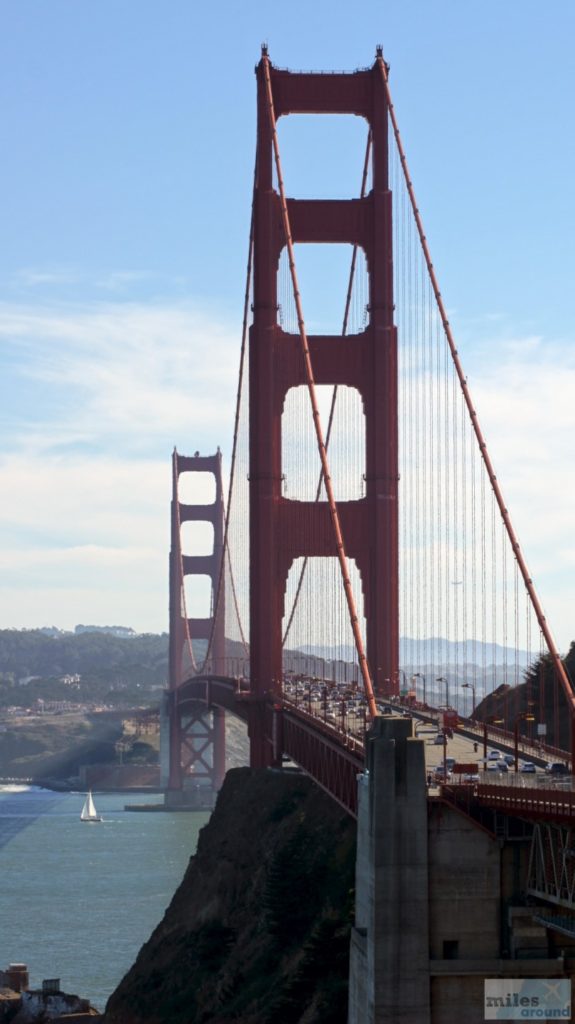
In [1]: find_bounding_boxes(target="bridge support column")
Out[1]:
[165,448,227,807]
[249,56,400,756]
[348,717,430,1024]
[164,701,225,811]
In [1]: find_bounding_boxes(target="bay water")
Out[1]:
[0,785,209,1012]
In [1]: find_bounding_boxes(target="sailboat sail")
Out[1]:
[80,791,101,822]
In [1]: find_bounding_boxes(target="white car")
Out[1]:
[487,751,502,761]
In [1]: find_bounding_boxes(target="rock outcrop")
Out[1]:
[104,767,356,1024]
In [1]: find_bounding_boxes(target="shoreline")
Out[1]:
[0,776,164,796]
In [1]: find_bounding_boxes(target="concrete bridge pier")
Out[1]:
[348,716,430,1024]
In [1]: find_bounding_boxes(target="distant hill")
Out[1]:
[0,629,169,707]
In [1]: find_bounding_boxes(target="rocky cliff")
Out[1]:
[103,768,356,1024]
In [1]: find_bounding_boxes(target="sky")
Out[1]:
[1,1,574,647]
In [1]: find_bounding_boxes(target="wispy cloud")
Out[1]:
[467,333,575,648]
[1,297,574,645]
[93,271,155,292]
[0,296,241,631]
[10,268,82,288]
[0,299,240,457]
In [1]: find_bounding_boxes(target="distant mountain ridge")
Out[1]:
[297,638,533,668]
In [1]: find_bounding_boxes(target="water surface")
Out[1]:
[0,785,208,1011]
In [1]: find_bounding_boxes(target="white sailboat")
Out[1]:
[80,790,102,822]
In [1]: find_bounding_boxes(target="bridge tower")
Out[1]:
[163,449,226,808]
[249,53,399,766]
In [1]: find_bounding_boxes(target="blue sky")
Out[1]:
[1,1,575,646]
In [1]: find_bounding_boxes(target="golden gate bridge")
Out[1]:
[163,47,575,838]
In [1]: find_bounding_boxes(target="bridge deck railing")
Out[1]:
[476,771,575,791]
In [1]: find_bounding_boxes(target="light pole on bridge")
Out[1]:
[483,715,504,763]
[412,672,426,705]
[436,676,449,707]
[514,712,536,772]
[462,682,477,719]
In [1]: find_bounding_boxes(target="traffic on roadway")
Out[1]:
[281,673,572,788]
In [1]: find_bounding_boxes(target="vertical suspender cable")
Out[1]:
[202,160,257,671]
[261,54,378,720]
[377,54,575,755]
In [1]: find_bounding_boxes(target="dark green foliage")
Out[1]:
[0,628,169,707]
[263,829,324,943]
[263,913,351,1024]
[193,923,236,971]
[0,628,168,677]
[125,740,159,764]
[475,640,575,749]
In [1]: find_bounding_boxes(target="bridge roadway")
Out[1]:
[177,674,575,822]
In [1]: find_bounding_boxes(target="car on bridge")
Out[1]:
[545,762,570,775]
[434,733,445,745]
[520,762,537,773]
[487,750,503,761]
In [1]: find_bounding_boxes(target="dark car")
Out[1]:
[545,762,570,775]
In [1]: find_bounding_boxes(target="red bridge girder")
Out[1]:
[476,782,575,824]
[282,710,363,817]
[175,678,575,827]
[177,675,364,816]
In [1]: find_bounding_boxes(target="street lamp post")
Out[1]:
[462,682,477,719]
[436,676,449,707]
[483,716,504,762]
[413,672,427,704]
[514,712,536,772]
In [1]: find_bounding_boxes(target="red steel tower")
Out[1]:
[166,449,226,801]
[249,53,399,767]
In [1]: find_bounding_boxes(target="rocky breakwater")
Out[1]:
[103,767,356,1024]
